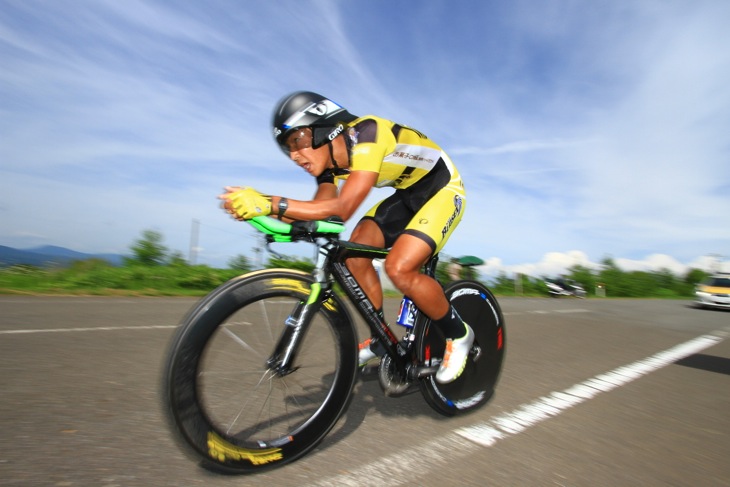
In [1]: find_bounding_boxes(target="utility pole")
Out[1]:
[189,219,200,265]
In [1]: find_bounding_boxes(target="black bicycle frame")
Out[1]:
[267,236,439,375]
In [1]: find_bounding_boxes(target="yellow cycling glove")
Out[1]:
[225,187,272,220]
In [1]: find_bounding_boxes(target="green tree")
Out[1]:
[597,257,628,297]
[566,264,595,293]
[267,255,314,273]
[229,254,253,272]
[127,229,168,266]
[492,272,515,295]
[435,259,450,283]
[684,268,707,286]
[167,251,188,267]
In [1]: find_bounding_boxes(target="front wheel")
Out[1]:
[162,269,359,474]
[416,280,505,416]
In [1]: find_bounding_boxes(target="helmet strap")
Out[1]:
[327,140,340,170]
[327,139,351,176]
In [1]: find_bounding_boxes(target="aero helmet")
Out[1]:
[272,91,357,153]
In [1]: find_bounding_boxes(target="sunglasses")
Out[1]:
[282,128,313,153]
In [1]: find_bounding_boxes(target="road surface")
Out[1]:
[0,296,728,486]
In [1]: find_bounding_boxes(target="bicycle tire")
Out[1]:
[416,280,505,416]
[162,269,359,474]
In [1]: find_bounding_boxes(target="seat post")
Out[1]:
[424,253,440,278]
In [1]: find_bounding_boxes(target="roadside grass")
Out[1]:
[0,260,696,299]
[0,263,240,297]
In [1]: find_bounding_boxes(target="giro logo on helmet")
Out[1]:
[328,123,345,141]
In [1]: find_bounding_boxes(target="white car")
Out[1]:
[545,278,586,298]
[694,274,730,310]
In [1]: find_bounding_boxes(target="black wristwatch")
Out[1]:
[277,197,289,220]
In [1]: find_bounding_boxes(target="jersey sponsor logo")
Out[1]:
[441,195,463,238]
[384,144,440,170]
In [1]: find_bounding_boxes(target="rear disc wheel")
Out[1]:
[417,280,505,416]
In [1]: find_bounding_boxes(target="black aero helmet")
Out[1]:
[272,91,357,153]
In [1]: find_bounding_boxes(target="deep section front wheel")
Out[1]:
[162,270,358,474]
[417,280,505,416]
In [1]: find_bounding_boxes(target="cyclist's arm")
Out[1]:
[272,170,377,221]
[313,181,338,201]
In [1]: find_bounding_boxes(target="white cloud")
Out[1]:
[478,251,728,282]
[0,1,728,276]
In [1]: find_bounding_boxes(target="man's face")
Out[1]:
[285,127,330,176]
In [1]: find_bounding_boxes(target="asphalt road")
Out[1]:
[0,295,728,486]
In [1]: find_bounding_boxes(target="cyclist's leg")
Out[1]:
[386,183,472,383]
[386,181,466,326]
[385,235,447,319]
[348,195,410,365]
[347,219,385,310]
[347,218,388,365]
[347,191,413,308]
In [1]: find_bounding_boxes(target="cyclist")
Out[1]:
[220,91,472,383]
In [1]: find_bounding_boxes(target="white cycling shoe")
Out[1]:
[435,324,474,384]
[358,338,380,366]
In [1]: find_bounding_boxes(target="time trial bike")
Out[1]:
[162,216,505,474]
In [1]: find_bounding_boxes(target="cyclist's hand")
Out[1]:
[219,186,272,220]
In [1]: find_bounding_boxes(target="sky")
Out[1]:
[1,0,729,280]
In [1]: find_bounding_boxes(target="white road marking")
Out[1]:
[0,308,588,334]
[503,308,589,316]
[0,324,178,334]
[310,330,727,487]
[456,332,724,447]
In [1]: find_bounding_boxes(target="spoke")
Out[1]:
[202,296,339,444]
[258,299,277,344]
[224,367,277,435]
[250,370,284,439]
[221,326,260,357]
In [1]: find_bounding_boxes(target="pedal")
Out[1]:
[471,344,482,362]
[359,362,380,379]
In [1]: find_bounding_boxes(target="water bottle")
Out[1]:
[396,296,418,328]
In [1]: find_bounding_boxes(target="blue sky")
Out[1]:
[1,1,729,278]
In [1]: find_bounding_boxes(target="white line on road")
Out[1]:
[502,308,589,316]
[310,330,728,487]
[455,332,725,447]
[0,324,178,334]
[0,308,589,334]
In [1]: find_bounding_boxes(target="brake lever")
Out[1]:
[264,237,285,260]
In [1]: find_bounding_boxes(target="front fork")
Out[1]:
[267,245,332,376]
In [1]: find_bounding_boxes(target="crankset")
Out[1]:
[377,355,412,396]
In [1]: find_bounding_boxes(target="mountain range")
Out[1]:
[0,245,125,267]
